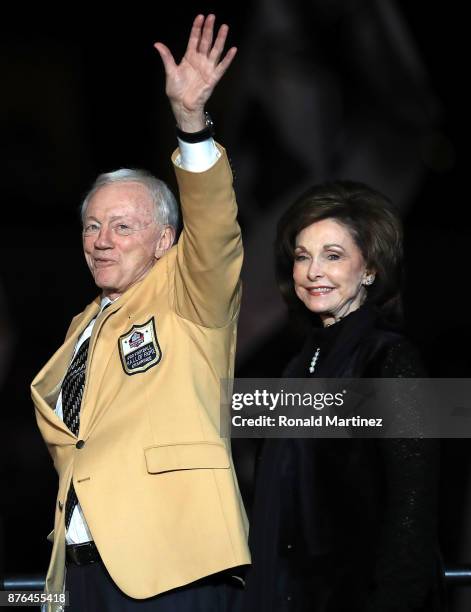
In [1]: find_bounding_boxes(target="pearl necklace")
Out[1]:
[309,347,320,374]
[308,309,359,374]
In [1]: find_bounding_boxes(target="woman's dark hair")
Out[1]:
[275,180,404,322]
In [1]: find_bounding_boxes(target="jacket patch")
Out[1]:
[118,317,162,376]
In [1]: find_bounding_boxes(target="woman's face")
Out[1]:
[293,218,370,326]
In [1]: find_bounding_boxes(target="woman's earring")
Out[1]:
[364,275,375,286]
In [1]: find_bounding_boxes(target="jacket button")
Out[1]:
[76,440,85,449]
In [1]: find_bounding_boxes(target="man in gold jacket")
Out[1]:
[31,15,250,612]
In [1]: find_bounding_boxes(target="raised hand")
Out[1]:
[154,14,237,132]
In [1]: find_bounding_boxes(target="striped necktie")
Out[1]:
[62,336,90,528]
[62,301,111,529]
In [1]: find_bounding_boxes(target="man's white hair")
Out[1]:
[81,168,179,230]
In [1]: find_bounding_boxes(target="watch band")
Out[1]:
[176,112,215,143]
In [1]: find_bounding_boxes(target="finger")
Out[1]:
[186,14,204,54]
[214,46,237,80]
[209,23,229,64]
[198,13,215,56]
[153,42,177,74]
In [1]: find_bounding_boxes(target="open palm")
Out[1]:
[155,14,237,129]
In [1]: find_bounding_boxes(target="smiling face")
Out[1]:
[83,181,165,300]
[293,218,371,326]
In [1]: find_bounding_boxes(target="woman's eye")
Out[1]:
[294,254,308,262]
[326,253,340,261]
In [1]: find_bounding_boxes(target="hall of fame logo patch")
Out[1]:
[118,317,161,376]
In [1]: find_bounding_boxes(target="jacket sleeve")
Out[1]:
[171,144,243,328]
[365,341,443,612]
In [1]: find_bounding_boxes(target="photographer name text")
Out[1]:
[231,414,383,428]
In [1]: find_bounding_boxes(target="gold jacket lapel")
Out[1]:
[77,300,129,437]
[31,300,101,439]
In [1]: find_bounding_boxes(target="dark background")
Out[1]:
[0,1,467,609]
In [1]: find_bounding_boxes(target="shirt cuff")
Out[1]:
[174,138,221,172]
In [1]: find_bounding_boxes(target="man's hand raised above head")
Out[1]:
[154,14,237,133]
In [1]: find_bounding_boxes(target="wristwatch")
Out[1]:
[176,112,215,143]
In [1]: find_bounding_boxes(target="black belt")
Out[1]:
[66,542,247,588]
[66,541,100,566]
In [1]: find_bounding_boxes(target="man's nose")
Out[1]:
[94,225,114,249]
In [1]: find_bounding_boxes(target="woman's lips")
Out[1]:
[307,286,335,296]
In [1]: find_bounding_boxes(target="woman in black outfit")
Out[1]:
[241,181,444,612]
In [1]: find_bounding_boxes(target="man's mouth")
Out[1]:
[94,258,115,268]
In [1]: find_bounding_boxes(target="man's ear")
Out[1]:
[154,226,176,259]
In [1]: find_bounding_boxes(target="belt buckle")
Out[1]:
[67,541,98,566]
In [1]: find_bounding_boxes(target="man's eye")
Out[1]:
[114,224,133,235]
[111,223,134,236]
[84,224,99,234]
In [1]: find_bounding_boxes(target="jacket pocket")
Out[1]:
[144,441,230,474]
